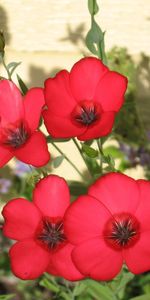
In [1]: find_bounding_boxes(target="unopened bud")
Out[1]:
[0,31,5,56]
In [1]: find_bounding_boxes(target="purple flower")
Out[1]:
[0,178,12,194]
[13,161,33,178]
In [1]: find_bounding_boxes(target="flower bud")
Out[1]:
[0,31,5,56]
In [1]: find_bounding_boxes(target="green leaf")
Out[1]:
[53,155,64,168]
[39,278,60,293]
[130,295,150,300]
[17,74,28,95]
[83,279,113,300]
[88,0,99,15]
[86,18,107,64]
[73,282,86,296]
[82,144,98,158]
[7,61,21,76]
[102,154,115,168]
[0,295,15,300]
[59,292,71,300]
[104,145,124,159]
[68,180,88,196]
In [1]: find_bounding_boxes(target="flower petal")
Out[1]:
[24,88,45,132]
[0,146,13,167]
[33,175,70,218]
[70,57,108,101]
[0,80,24,125]
[94,71,127,112]
[43,110,85,138]
[2,198,42,240]
[47,243,84,281]
[134,180,150,231]
[88,173,139,215]
[44,70,76,117]
[124,231,150,274]
[72,238,123,280]
[78,112,115,141]
[14,131,50,167]
[64,195,111,244]
[10,239,50,280]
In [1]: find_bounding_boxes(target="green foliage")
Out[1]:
[86,0,107,64]
[7,61,21,77]
[17,74,28,95]
[82,144,98,158]
[52,155,65,168]
[88,0,99,15]
[0,295,15,300]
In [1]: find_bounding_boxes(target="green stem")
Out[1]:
[1,55,11,80]
[72,138,92,178]
[51,141,85,181]
[96,138,103,171]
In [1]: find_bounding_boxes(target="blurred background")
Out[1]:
[0,1,150,299]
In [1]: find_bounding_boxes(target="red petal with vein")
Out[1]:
[0,80,24,125]
[78,111,115,140]
[24,88,45,132]
[2,198,42,240]
[10,239,50,280]
[70,57,108,101]
[0,146,13,167]
[124,231,150,274]
[48,243,84,281]
[44,70,76,117]
[33,175,70,218]
[72,238,123,280]
[14,131,50,167]
[43,110,85,138]
[64,195,111,244]
[94,71,127,112]
[88,173,139,215]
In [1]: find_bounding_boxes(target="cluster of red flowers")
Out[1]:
[0,57,127,168]
[2,173,150,281]
[2,56,150,282]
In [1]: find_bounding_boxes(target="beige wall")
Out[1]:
[0,0,148,181]
[0,0,150,55]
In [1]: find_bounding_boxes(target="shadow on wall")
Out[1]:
[136,53,150,132]
[0,5,11,44]
[27,66,61,87]
[27,23,88,88]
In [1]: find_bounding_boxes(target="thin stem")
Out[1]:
[51,141,85,181]
[72,138,92,178]
[1,55,11,80]
[96,138,103,171]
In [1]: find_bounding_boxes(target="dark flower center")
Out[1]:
[104,213,140,250]
[72,101,101,126]
[36,217,67,251]
[2,122,29,149]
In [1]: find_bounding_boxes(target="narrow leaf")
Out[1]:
[82,144,98,158]
[17,74,28,95]
[53,155,64,168]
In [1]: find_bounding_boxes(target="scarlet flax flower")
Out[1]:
[2,175,83,280]
[0,79,50,167]
[64,173,150,280]
[43,57,127,141]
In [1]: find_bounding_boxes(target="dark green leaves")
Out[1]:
[82,144,98,158]
[17,74,28,95]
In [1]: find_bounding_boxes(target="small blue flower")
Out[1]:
[0,178,12,194]
[13,161,33,178]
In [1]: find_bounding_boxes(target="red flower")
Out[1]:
[2,175,83,280]
[0,79,50,167]
[64,173,150,280]
[43,57,127,141]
